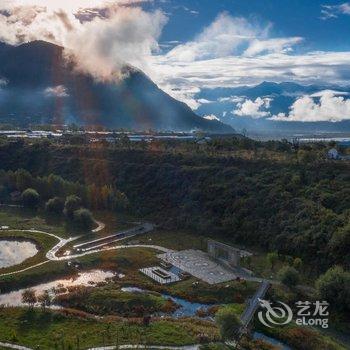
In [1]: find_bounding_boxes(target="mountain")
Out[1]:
[196,81,350,135]
[0,41,232,133]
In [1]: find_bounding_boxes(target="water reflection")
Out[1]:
[0,240,38,268]
[0,270,115,307]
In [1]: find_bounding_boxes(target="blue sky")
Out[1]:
[1,0,350,123]
[151,0,350,52]
[141,0,350,122]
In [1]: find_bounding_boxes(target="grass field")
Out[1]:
[0,207,70,238]
[256,320,347,350]
[0,308,219,349]
[65,211,137,247]
[126,229,207,251]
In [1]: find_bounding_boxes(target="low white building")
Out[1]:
[328,148,339,160]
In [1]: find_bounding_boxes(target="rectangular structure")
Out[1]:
[207,239,240,268]
[139,266,181,284]
[158,249,238,284]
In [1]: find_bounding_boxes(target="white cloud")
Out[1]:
[44,85,69,97]
[0,0,166,81]
[203,114,220,121]
[151,51,350,108]
[65,7,167,80]
[243,37,303,57]
[0,0,148,13]
[149,13,350,108]
[1,1,350,119]
[270,90,350,122]
[218,96,245,103]
[162,12,301,63]
[197,98,213,104]
[164,13,264,62]
[233,97,272,118]
[321,3,350,19]
[310,90,349,97]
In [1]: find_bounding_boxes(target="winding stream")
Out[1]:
[121,287,214,318]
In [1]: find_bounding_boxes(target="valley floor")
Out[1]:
[0,208,348,350]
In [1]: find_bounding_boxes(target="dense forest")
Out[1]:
[0,136,349,273]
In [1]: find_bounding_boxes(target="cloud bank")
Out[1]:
[234,97,272,118]
[321,2,350,19]
[270,90,350,122]
[1,2,350,124]
[44,85,69,97]
[0,0,167,80]
[150,12,350,110]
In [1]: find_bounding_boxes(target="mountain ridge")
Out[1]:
[195,80,350,134]
[0,40,233,133]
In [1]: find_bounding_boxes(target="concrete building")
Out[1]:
[207,239,251,268]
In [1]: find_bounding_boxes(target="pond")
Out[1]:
[0,239,38,269]
[0,270,116,307]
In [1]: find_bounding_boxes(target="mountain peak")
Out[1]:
[0,40,232,133]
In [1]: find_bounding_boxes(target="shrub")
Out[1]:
[64,195,81,218]
[316,266,350,313]
[267,252,279,270]
[329,226,350,267]
[293,258,303,270]
[45,197,64,214]
[73,208,95,231]
[278,266,299,288]
[21,188,40,208]
[215,307,242,341]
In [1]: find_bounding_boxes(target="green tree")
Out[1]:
[45,197,64,215]
[278,266,299,287]
[64,195,81,219]
[316,266,350,313]
[21,188,40,209]
[329,225,350,266]
[73,208,95,231]
[215,307,242,341]
[267,252,279,271]
[47,174,66,197]
[16,169,33,192]
[293,258,303,271]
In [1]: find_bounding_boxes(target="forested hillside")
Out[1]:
[0,137,349,273]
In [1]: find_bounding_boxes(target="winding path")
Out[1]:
[0,223,173,277]
[0,342,199,350]
[0,342,32,350]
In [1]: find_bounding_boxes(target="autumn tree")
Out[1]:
[37,291,51,310]
[21,289,37,309]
